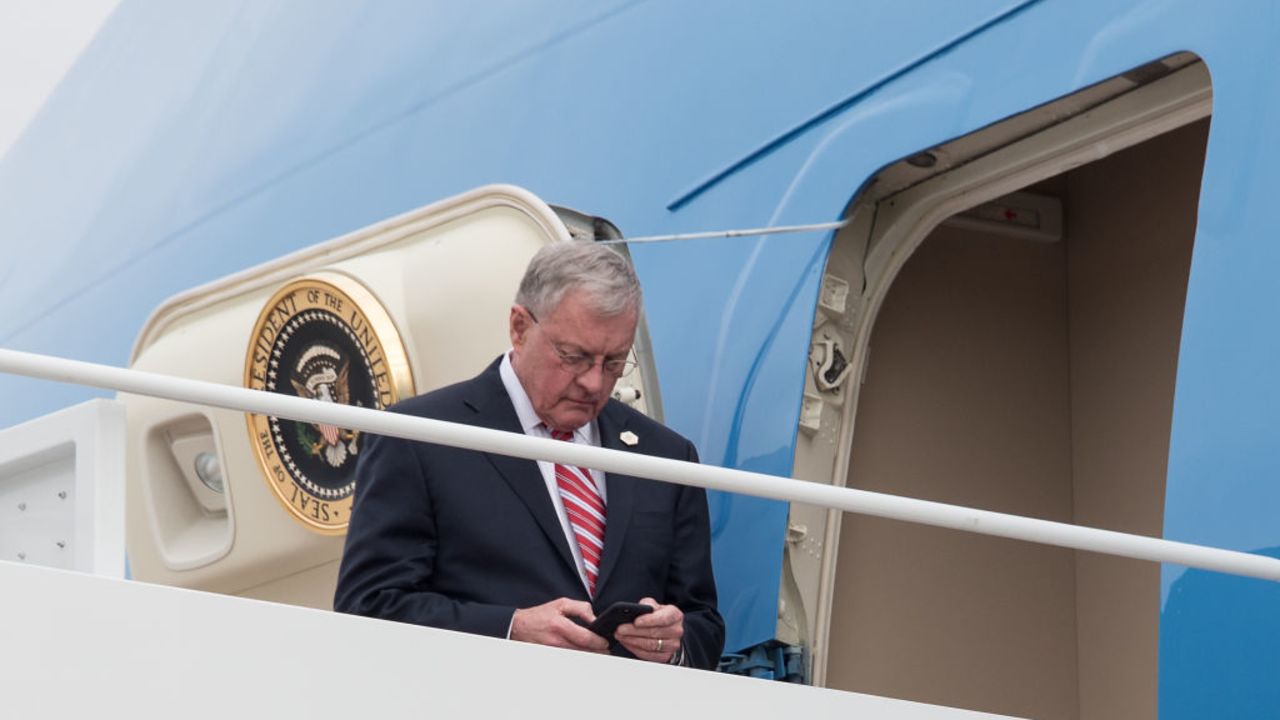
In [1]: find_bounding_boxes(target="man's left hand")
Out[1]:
[613,597,683,663]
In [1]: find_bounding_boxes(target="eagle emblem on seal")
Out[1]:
[290,345,362,468]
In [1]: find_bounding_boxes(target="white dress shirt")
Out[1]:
[499,351,606,595]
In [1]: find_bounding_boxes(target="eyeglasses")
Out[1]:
[526,308,637,378]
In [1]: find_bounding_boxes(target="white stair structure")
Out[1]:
[0,559,1016,719]
[0,399,125,577]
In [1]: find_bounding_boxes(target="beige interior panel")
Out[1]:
[237,559,342,610]
[828,222,1081,719]
[824,120,1207,719]
[1066,120,1204,719]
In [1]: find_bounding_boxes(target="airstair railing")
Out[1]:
[1,346,1278,583]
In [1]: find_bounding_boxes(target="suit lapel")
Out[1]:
[465,363,579,582]
[594,404,636,595]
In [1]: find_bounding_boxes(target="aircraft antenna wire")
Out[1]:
[598,220,847,245]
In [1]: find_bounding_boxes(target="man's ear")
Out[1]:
[509,305,530,349]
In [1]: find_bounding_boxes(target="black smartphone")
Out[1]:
[587,601,653,637]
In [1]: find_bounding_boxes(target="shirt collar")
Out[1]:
[499,351,598,444]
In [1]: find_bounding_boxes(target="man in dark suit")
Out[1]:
[334,242,723,669]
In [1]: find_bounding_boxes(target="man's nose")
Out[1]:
[574,361,607,394]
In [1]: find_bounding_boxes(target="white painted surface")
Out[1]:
[0,560,1018,719]
[0,399,125,576]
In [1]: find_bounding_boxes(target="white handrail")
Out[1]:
[2,347,1277,583]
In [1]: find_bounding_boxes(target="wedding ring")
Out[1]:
[656,638,664,652]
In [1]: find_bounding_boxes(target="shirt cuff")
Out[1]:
[667,642,686,666]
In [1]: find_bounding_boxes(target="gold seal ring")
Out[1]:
[244,272,415,534]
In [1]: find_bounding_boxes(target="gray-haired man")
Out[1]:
[335,242,724,669]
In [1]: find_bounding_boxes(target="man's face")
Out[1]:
[509,288,637,432]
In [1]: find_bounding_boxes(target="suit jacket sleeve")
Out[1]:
[669,441,725,670]
[333,429,516,637]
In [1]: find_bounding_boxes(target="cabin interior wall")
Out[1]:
[827,220,1082,720]
[825,119,1205,719]
[1065,118,1205,719]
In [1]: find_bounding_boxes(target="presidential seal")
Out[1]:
[245,273,414,534]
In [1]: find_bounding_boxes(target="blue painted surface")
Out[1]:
[1,0,1279,709]
[1159,547,1280,718]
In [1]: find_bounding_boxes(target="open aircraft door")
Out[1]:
[123,185,662,607]
[781,55,1210,719]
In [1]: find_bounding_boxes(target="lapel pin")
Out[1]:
[619,430,639,446]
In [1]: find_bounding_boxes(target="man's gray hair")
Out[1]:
[515,242,642,319]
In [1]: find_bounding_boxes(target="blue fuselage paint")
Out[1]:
[2,1,1278,710]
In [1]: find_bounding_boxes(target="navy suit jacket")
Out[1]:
[334,358,724,669]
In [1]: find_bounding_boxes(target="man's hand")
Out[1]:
[510,598,610,653]
[613,597,683,663]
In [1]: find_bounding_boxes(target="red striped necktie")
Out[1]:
[550,429,606,597]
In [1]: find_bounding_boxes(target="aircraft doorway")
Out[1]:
[784,55,1210,720]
